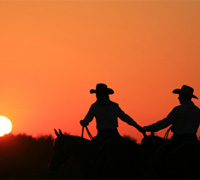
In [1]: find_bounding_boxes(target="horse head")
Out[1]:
[48,129,90,172]
[141,132,168,162]
[142,132,167,146]
[48,129,68,171]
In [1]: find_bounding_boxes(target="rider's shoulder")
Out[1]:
[172,101,199,112]
[91,102,98,107]
[172,104,184,112]
[109,101,119,106]
[92,101,119,107]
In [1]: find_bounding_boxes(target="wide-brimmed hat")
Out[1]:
[90,83,114,95]
[173,85,198,99]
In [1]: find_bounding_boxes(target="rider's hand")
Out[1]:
[80,120,88,127]
[140,127,147,137]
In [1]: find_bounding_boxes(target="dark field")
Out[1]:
[0,134,55,179]
[1,133,200,179]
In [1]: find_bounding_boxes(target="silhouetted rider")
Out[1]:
[142,85,200,178]
[80,83,145,145]
[144,85,200,144]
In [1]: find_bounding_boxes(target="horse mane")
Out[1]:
[54,134,91,151]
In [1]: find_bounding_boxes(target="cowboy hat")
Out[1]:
[90,83,114,95]
[173,85,198,99]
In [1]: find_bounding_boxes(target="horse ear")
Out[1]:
[59,129,63,136]
[54,129,60,137]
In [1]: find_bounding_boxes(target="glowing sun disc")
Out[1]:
[0,116,12,136]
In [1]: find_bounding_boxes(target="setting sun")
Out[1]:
[0,116,12,136]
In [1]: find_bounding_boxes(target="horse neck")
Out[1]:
[63,135,90,161]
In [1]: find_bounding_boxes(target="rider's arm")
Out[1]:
[117,104,143,132]
[144,107,177,132]
[80,104,95,126]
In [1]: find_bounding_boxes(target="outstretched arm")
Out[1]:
[117,105,145,134]
[144,107,176,132]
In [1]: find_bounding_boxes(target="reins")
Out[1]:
[164,126,172,139]
[81,126,93,140]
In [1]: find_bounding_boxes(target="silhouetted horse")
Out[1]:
[141,133,200,179]
[48,129,91,178]
[49,129,144,179]
[89,136,143,179]
[141,132,168,162]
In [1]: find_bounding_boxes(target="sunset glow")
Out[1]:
[0,1,200,142]
[0,116,12,136]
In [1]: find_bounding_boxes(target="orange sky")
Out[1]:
[0,1,200,143]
